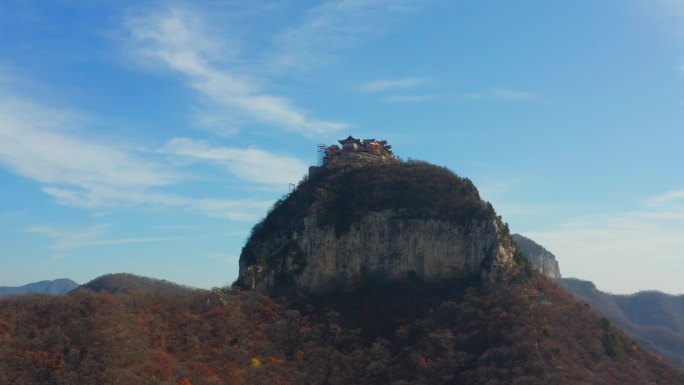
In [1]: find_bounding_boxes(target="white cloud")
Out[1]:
[0,94,274,221]
[526,190,684,294]
[653,0,684,22]
[24,223,202,250]
[161,137,308,185]
[40,186,173,209]
[645,189,684,205]
[0,97,177,194]
[25,224,111,250]
[461,88,536,102]
[643,1,684,65]
[123,6,347,136]
[490,88,536,101]
[384,95,430,103]
[188,198,272,222]
[41,185,271,222]
[360,77,428,93]
[274,0,428,69]
[209,253,240,265]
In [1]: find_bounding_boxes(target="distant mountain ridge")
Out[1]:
[559,278,684,367]
[513,235,684,367]
[0,279,78,297]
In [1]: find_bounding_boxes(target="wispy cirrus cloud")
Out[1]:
[123,7,347,136]
[360,77,432,104]
[0,97,178,194]
[489,88,536,101]
[24,223,201,251]
[384,95,431,103]
[41,185,271,221]
[0,67,11,84]
[25,224,112,250]
[188,198,272,221]
[644,188,684,207]
[0,93,275,221]
[641,1,684,71]
[652,0,684,25]
[161,137,307,185]
[273,0,429,69]
[359,77,429,93]
[526,190,684,294]
[460,87,537,102]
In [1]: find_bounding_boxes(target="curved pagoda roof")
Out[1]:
[339,135,361,145]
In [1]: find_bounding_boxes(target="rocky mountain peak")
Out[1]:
[237,157,522,295]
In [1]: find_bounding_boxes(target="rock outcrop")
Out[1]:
[512,233,561,279]
[238,160,518,295]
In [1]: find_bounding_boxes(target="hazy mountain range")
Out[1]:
[512,233,684,367]
[0,279,78,297]
[558,278,684,367]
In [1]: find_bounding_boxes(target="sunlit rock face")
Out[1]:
[238,160,517,295]
[511,234,561,279]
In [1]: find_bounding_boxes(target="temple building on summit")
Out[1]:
[310,136,394,177]
[322,135,393,163]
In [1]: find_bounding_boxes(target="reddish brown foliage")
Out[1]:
[31,350,64,371]
[0,323,11,338]
[145,349,178,379]
[0,277,683,385]
[194,363,221,383]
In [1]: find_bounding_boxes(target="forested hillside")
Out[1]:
[0,274,682,385]
[561,278,684,367]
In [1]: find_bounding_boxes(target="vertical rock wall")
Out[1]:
[511,234,561,279]
[241,210,516,294]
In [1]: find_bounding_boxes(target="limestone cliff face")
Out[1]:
[242,211,515,294]
[238,160,518,295]
[511,234,561,279]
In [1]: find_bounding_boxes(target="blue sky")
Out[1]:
[1,0,683,294]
